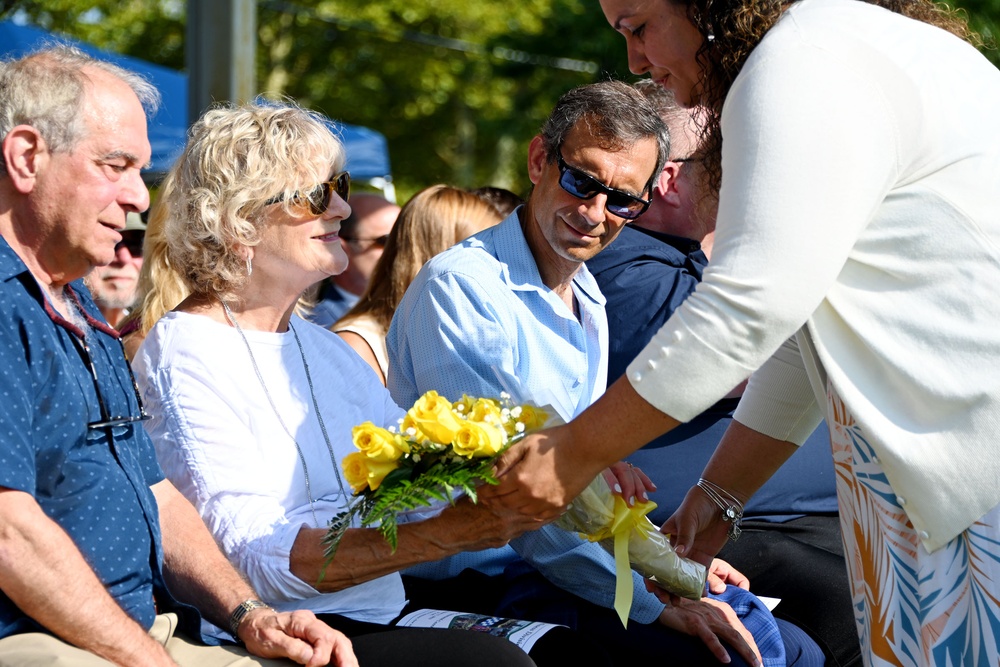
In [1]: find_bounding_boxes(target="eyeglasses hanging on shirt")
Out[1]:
[42,286,150,436]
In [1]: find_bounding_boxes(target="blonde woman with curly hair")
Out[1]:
[487,1,1000,664]
[131,99,608,667]
[334,184,507,384]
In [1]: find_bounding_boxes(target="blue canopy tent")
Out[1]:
[0,20,394,199]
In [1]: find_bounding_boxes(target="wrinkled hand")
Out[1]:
[603,461,656,507]
[657,597,762,667]
[480,426,598,523]
[240,608,357,667]
[706,558,750,594]
[661,484,731,567]
[439,495,542,551]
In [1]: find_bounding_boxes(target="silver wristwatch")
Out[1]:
[228,598,273,639]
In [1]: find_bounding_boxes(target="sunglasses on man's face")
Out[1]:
[266,171,351,216]
[114,230,145,258]
[556,153,652,220]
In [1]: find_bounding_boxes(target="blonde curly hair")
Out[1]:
[161,100,345,298]
[118,171,190,355]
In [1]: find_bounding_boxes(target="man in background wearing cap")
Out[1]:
[85,211,145,328]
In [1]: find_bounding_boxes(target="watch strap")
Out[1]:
[228,598,273,639]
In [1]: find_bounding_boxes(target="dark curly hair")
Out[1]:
[677,0,977,195]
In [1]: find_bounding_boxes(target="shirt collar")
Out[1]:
[0,235,30,282]
[0,235,95,308]
[491,208,606,307]
[630,225,704,256]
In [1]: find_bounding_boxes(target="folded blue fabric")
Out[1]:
[708,585,785,667]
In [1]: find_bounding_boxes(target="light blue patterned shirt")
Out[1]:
[387,210,665,623]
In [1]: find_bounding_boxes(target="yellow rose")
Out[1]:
[452,394,477,416]
[452,420,505,458]
[352,422,409,461]
[343,451,399,493]
[513,404,549,433]
[468,398,503,424]
[405,391,463,444]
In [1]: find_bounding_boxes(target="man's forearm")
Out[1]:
[151,480,257,630]
[0,489,175,667]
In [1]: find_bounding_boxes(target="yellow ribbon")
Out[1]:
[583,495,659,627]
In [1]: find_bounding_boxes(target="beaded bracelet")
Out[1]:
[696,478,744,541]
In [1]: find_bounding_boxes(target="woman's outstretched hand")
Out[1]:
[480,378,682,523]
[479,424,602,523]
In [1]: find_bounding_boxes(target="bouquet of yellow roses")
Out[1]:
[323,390,549,559]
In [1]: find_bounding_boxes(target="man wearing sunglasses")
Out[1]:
[84,211,146,328]
[308,193,400,328]
[387,82,784,667]
[0,48,355,667]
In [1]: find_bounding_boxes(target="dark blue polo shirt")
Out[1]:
[0,237,189,639]
[588,226,837,524]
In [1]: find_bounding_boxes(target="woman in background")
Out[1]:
[333,184,509,385]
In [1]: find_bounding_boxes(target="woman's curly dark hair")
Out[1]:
[680,0,977,195]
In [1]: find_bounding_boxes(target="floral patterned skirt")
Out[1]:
[827,382,1000,667]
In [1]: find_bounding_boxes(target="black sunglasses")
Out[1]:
[556,153,652,220]
[115,230,145,258]
[44,287,151,435]
[266,171,351,216]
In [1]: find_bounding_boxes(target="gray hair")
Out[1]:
[161,99,345,298]
[0,44,160,176]
[539,80,670,195]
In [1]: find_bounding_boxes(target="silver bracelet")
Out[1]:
[696,478,744,541]
[228,598,273,640]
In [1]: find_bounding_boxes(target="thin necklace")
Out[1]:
[220,299,349,528]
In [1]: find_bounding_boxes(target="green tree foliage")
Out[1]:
[956,0,1000,59]
[3,0,997,197]
[256,0,629,198]
[1,0,185,68]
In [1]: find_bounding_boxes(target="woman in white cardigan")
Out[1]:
[483,0,1000,665]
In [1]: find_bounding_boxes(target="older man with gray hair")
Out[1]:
[0,46,354,667]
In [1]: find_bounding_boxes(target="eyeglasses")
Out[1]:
[266,171,351,216]
[43,287,151,435]
[555,153,652,220]
[115,230,145,258]
[80,336,151,433]
[341,234,390,250]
